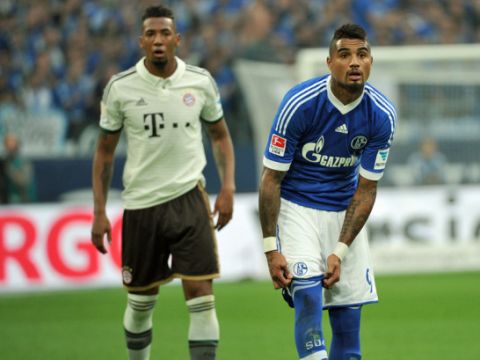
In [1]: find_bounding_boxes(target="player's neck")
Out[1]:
[330,80,364,105]
[144,57,178,79]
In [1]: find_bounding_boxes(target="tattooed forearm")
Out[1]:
[339,179,377,246]
[259,168,286,236]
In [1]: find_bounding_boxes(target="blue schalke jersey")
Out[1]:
[263,75,397,211]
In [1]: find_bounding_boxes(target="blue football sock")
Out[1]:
[290,277,328,359]
[328,306,362,360]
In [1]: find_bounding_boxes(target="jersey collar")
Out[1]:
[326,75,364,115]
[136,56,186,87]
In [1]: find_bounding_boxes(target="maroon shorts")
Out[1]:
[121,185,219,291]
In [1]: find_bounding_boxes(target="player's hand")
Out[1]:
[91,213,112,254]
[213,186,234,230]
[323,254,341,289]
[266,251,292,289]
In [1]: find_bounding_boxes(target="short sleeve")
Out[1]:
[200,71,224,123]
[99,80,124,132]
[360,111,396,181]
[263,87,306,171]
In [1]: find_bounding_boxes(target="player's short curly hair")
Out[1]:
[141,4,175,22]
[329,24,368,55]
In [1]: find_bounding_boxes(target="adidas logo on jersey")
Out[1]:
[335,124,348,134]
[136,97,148,106]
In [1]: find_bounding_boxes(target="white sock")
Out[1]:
[123,294,157,360]
[187,295,219,359]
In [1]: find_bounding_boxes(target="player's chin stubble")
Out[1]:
[149,56,168,70]
[340,80,364,93]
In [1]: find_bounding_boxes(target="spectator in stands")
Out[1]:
[1,133,36,203]
[408,137,448,185]
[53,58,94,141]
[21,61,56,114]
[0,90,24,138]
[237,1,295,63]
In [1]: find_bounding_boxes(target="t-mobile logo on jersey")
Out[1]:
[269,134,287,156]
[144,112,165,137]
[143,113,190,138]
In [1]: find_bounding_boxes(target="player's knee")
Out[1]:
[123,293,157,333]
[187,295,219,340]
[123,293,157,354]
[183,279,213,299]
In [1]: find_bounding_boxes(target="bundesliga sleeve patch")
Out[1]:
[374,148,390,170]
[269,134,287,157]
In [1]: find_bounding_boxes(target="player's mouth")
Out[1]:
[153,48,165,57]
[348,71,362,81]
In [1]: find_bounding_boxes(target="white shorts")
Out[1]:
[277,198,378,308]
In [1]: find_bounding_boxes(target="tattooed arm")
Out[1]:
[323,175,378,288]
[91,130,121,254]
[259,167,292,289]
[205,119,235,230]
[339,175,377,246]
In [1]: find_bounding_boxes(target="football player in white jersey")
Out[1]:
[259,24,396,360]
[91,5,235,360]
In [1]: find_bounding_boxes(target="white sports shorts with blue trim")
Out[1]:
[277,198,378,308]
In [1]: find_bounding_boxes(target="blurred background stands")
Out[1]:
[0,0,479,202]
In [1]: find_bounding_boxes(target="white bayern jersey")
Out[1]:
[100,57,223,209]
[264,75,397,211]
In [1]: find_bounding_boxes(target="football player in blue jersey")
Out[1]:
[259,23,396,360]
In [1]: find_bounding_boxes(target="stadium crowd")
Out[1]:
[0,0,479,153]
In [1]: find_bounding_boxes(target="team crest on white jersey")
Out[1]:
[183,93,196,106]
[269,134,287,156]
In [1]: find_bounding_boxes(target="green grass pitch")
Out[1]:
[0,271,479,359]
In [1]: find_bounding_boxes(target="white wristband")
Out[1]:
[333,242,349,261]
[263,236,278,253]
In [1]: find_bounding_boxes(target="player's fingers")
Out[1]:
[283,265,293,280]
[322,265,334,288]
[215,215,224,230]
[91,233,107,254]
[323,265,340,288]
[272,271,291,288]
[272,276,285,289]
[323,277,333,289]
[215,211,232,230]
[272,280,281,289]
[93,241,107,254]
[106,229,113,244]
